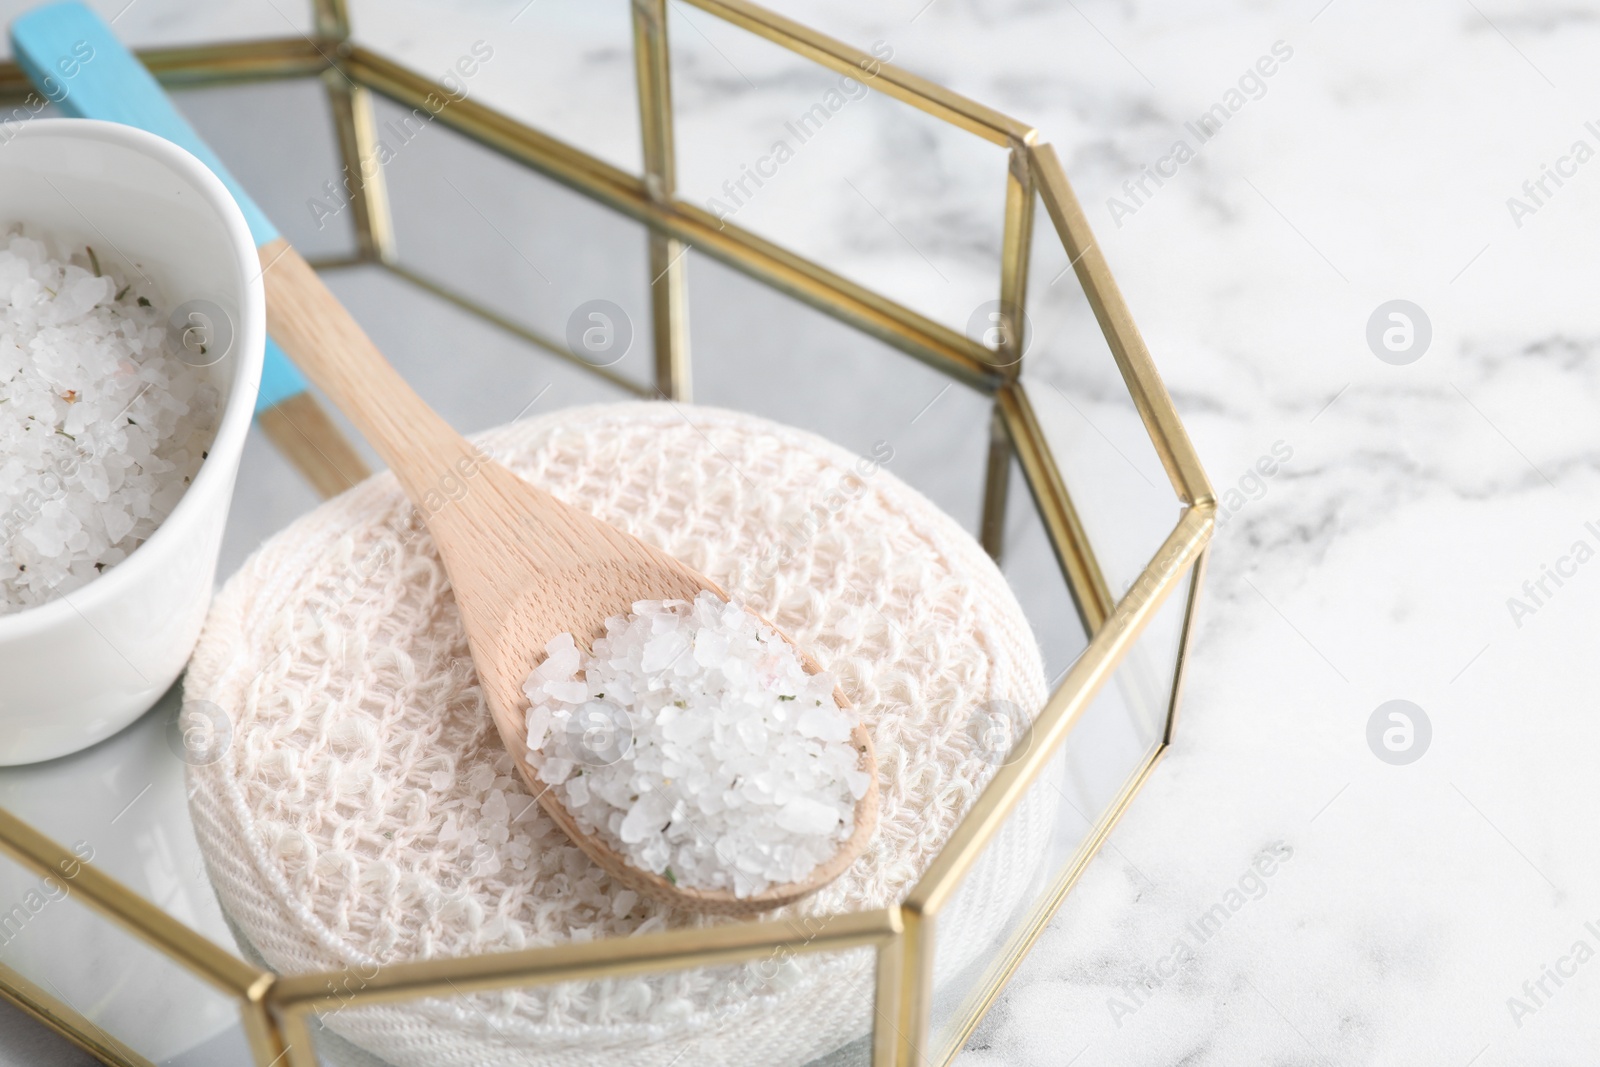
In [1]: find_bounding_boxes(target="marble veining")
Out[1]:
[2,1,1598,1064]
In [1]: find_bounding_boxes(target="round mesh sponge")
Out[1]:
[184,402,1052,1067]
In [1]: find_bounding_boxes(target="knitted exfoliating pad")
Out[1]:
[185,402,1053,1066]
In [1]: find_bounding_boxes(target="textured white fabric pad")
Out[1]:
[184,403,1052,1066]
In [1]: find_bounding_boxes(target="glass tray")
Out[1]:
[0,3,1212,1064]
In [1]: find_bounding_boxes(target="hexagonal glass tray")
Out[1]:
[0,5,1209,1065]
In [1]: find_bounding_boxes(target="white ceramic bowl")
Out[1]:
[0,118,264,765]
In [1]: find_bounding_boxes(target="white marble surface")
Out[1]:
[5,1,1600,1064]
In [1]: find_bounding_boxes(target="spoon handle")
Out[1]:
[257,239,483,502]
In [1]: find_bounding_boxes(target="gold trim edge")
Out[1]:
[0,960,155,1067]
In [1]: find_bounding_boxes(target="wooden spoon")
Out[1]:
[258,240,878,914]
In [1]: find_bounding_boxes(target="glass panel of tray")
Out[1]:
[1023,188,1184,604]
[926,562,1193,1060]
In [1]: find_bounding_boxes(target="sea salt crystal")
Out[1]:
[521,591,865,898]
[0,231,218,613]
[775,797,840,836]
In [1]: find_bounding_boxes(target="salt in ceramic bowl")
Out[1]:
[0,118,264,765]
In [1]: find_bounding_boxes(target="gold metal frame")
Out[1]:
[0,2,1213,1064]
